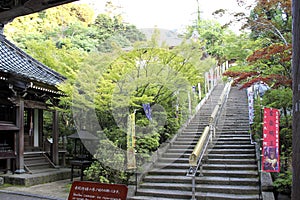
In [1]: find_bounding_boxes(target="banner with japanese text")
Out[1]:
[262,108,280,172]
[247,88,254,124]
[127,112,136,169]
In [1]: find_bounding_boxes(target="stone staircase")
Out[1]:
[128,85,260,200]
[199,86,260,199]
[128,83,224,200]
[24,152,55,173]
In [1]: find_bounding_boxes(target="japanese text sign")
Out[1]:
[68,181,128,200]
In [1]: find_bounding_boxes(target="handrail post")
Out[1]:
[199,162,203,177]
[192,174,196,200]
[209,123,214,141]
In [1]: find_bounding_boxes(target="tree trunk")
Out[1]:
[292,1,300,199]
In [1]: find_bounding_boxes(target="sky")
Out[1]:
[79,0,255,31]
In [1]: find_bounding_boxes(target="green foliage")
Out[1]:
[262,88,292,112]
[104,128,127,149]
[5,4,145,54]
[159,113,180,143]
[84,160,130,184]
[136,132,160,154]
[273,170,292,195]
[83,139,131,184]
[4,2,221,185]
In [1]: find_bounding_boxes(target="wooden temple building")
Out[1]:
[0,30,66,175]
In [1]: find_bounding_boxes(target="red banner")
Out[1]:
[262,108,280,172]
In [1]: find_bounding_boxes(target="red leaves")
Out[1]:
[223,71,258,78]
[256,0,292,15]
[223,71,292,89]
[247,43,292,63]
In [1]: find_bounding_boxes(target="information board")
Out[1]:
[68,181,128,200]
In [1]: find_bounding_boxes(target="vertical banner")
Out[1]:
[127,112,136,169]
[198,83,201,100]
[142,103,152,121]
[204,72,209,93]
[262,108,280,172]
[247,88,254,124]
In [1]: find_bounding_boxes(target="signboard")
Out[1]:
[68,181,128,200]
[262,108,280,172]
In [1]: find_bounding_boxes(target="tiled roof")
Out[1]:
[0,34,66,86]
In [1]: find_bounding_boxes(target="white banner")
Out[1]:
[247,88,254,124]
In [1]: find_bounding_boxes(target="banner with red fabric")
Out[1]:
[262,108,280,172]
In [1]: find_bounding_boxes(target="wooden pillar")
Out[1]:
[15,98,25,174]
[292,0,300,199]
[52,110,59,166]
[38,109,43,150]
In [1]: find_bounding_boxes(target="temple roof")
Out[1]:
[0,35,66,86]
[0,0,78,24]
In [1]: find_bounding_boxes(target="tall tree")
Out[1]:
[292,0,300,199]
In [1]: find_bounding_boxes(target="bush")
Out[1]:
[273,170,292,196]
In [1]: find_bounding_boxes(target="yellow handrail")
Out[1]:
[189,126,210,167]
[209,105,219,124]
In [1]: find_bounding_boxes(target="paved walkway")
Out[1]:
[0,177,80,200]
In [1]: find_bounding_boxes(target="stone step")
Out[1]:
[143,175,258,186]
[168,144,194,149]
[217,128,250,132]
[154,162,257,171]
[139,182,259,195]
[148,168,187,176]
[196,192,260,200]
[203,164,258,171]
[214,140,251,145]
[207,154,256,159]
[181,130,204,134]
[130,193,260,200]
[202,169,258,178]
[135,188,192,199]
[154,162,190,169]
[175,137,200,142]
[217,134,250,138]
[166,148,193,154]
[207,158,257,165]
[172,141,197,146]
[209,148,255,154]
[161,152,190,158]
[212,144,255,149]
[217,136,250,140]
[217,130,250,135]
[157,157,189,163]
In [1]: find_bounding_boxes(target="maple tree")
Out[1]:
[224,0,292,90]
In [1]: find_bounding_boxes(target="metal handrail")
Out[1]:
[186,80,232,200]
[189,126,210,167]
[187,126,210,200]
